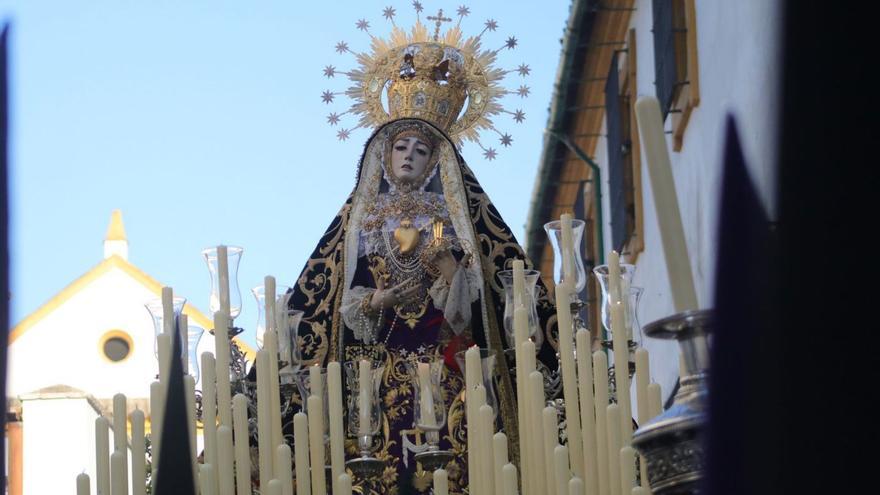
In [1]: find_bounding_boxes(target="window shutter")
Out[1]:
[605,53,629,252]
[652,0,677,118]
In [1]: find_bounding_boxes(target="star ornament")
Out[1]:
[513,109,526,123]
[516,85,531,97]
[505,36,518,50]
[517,64,531,77]
[412,1,424,13]
[483,147,497,160]
[323,65,336,78]
[457,6,470,17]
[327,113,341,126]
[500,134,513,147]
[356,19,370,31]
[335,41,350,54]
[383,6,396,20]
[485,19,498,31]
[321,90,335,104]
[337,128,351,141]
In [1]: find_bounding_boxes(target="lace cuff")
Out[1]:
[428,265,480,334]
[341,286,380,343]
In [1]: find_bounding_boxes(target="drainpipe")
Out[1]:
[544,130,605,266]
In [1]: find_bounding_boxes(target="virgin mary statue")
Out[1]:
[286,11,558,494]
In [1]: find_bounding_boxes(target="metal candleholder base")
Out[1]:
[414,448,454,471]
[632,309,711,495]
[345,455,385,479]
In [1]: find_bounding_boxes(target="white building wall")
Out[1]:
[8,264,218,401]
[594,0,782,404]
[20,396,114,495]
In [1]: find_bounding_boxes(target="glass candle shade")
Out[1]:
[498,269,544,349]
[187,325,205,383]
[201,246,243,320]
[343,360,385,440]
[251,284,292,349]
[543,219,587,294]
[145,296,187,363]
[593,263,637,334]
[403,357,447,437]
[293,367,330,440]
[453,348,499,421]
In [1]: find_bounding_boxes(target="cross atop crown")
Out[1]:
[427,9,452,40]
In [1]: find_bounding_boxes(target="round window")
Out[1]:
[99,330,133,363]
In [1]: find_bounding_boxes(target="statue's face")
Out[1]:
[390,136,433,185]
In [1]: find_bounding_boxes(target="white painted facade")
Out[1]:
[590,0,782,403]
[6,213,222,494]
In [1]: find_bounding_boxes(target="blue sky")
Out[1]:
[1,0,571,345]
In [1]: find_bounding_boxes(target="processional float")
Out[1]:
[79,4,709,495]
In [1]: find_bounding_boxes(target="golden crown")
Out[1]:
[321,4,531,160]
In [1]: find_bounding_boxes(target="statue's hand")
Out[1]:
[370,278,420,311]
[433,250,471,285]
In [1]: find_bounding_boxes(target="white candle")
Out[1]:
[528,371,548,495]
[554,445,571,495]
[217,426,235,495]
[620,446,636,495]
[266,330,283,454]
[179,313,188,374]
[214,311,233,428]
[635,349,650,424]
[275,444,293,495]
[611,301,633,446]
[337,473,352,495]
[513,306,530,493]
[569,477,584,495]
[110,451,125,495]
[633,96,699,313]
[308,394,327,495]
[607,404,622,495]
[201,352,218,486]
[130,409,146,495]
[95,416,110,495]
[77,472,90,495]
[555,282,585,481]
[502,463,518,495]
[232,394,251,495]
[542,407,559,495]
[217,245,231,317]
[156,333,171,385]
[184,374,197,480]
[609,251,621,305]
[265,276,276,335]
[256,350,272,487]
[358,359,371,436]
[469,385,486,493]
[434,468,449,495]
[111,394,128,493]
[293,413,311,495]
[512,259,525,309]
[327,362,345,491]
[479,404,497,495]
[647,383,663,418]
[493,432,508,495]
[593,352,610,495]
[148,381,162,483]
[561,213,575,284]
[520,338,537,494]
[199,464,216,495]
[161,286,174,335]
[265,479,282,495]
[576,330,599,495]
[417,362,437,428]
